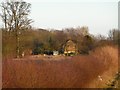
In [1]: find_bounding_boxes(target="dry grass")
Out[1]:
[88,45,118,88]
[91,45,118,67]
[2,45,118,88]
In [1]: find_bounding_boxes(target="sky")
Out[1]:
[0,0,119,36]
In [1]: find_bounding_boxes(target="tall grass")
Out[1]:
[88,45,118,88]
[91,45,118,69]
[2,45,118,88]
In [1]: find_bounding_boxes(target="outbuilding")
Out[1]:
[64,40,78,56]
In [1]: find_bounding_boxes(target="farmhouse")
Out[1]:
[64,40,78,56]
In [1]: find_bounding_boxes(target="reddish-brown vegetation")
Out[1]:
[2,46,118,88]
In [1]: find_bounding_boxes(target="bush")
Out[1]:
[79,35,95,54]
[44,50,53,55]
[91,45,118,66]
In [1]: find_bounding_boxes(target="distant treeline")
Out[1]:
[1,27,119,58]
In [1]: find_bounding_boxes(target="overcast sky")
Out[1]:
[0,0,119,36]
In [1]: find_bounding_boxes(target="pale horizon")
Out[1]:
[0,0,119,36]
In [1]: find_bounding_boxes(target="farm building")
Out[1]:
[64,40,78,56]
[53,51,59,56]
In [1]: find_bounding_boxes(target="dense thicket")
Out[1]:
[2,27,119,58]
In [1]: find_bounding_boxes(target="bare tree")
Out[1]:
[108,29,120,44]
[0,0,32,58]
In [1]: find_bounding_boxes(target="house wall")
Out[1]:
[64,40,77,54]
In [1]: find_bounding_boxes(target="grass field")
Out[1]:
[2,46,118,88]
